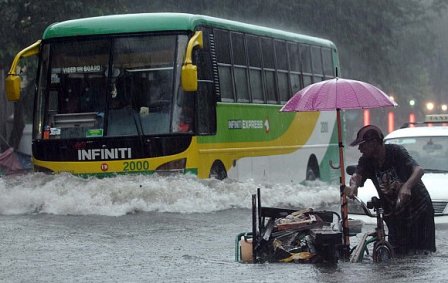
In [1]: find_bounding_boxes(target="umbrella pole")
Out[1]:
[337,109,350,259]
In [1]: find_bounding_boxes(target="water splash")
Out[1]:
[0,173,340,216]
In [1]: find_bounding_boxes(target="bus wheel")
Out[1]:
[209,161,227,180]
[306,169,317,181]
[306,156,320,181]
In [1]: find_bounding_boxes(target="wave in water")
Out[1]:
[0,173,340,216]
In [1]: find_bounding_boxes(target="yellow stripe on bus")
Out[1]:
[193,112,320,178]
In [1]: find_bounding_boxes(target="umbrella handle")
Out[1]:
[329,160,340,169]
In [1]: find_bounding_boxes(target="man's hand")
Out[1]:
[344,173,361,199]
[396,183,412,209]
[344,185,358,199]
[395,165,422,210]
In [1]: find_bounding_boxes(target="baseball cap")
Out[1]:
[350,125,384,146]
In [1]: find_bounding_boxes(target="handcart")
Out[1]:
[235,188,345,264]
[235,187,393,263]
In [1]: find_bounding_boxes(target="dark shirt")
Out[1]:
[356,144,431,219]
[355,144,435,253]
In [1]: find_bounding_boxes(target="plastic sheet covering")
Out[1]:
[0,147,24,175]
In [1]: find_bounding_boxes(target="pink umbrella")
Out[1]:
[280,77,397,258]
[281,77,397,111]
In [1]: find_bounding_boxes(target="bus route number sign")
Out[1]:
[123,161,150,172]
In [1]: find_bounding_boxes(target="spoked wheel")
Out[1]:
[373,240,394,262]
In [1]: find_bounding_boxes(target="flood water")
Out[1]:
[1,173,447,282]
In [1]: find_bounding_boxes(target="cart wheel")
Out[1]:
[373,241,394,262]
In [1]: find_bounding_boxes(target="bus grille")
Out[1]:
[432,201,447,215]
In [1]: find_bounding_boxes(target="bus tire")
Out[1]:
[306,155,320,181]
[209,161,227,180]
[306,169,317,181]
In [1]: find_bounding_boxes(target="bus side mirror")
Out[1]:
[181,64,198,92]
[5,75,21,102]
[181,31,203,92]
[4,40,41,102]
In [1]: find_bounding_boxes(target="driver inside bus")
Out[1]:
[177,97,194,133]
[178,107,193,132]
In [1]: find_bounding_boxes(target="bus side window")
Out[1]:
[232,32,249,103]
[275,40,289,102]
[311,46,324,82]
[261,37,277,103]
[300,44,313,87]
[247,35,264,103]
[214,29,234,102]
[288,42,302,94]
[322,48,334,78]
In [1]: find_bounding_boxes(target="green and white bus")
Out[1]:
[5,13,341,183]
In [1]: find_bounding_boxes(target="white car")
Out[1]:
[349,117,448,224]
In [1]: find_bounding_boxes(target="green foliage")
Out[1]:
[1,0,447,121]
[0,0,128,66]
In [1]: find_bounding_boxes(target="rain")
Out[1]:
[1,1,448,282]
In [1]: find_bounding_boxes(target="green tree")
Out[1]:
[1,0,447,137]
[0,0,128,67]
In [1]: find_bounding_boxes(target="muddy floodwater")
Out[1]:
[1,173,447,282]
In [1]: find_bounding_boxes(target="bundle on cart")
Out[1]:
[236,189,344,264]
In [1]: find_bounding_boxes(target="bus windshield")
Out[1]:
[36,34,191,140]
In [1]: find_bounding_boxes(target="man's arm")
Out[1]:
[344,173,363,199]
